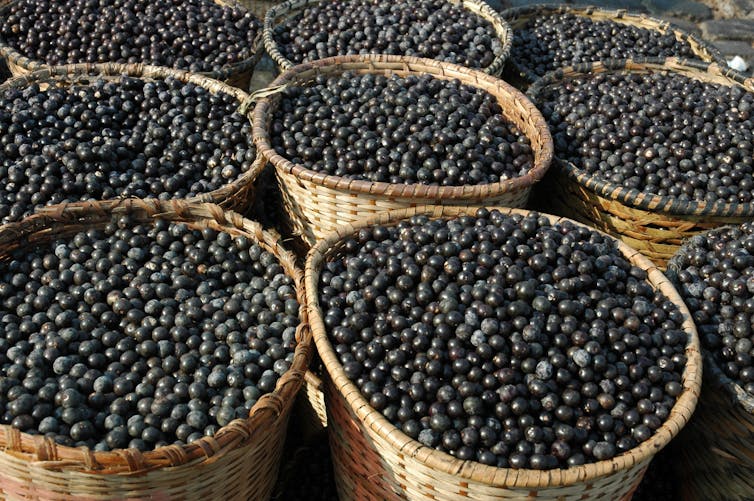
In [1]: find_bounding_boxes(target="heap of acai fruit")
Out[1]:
[271,72,534,186]
[317,208,690,469]
[271,0,504,70]
[0,0,260,73]
[535,71,754,204]
[0,217,300,452]
[0,76,254,224]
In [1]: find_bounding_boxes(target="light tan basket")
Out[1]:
[528,57,754,269]
[0,0,262,90]
[305,205,702,501]
[0,62,265,216]
[0,198,313,501]
[263,0,512,75]
[252,54,553,247]
[666,231,754,501]
[500,4,726,88]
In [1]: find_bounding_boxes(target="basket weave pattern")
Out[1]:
[666,240,754,500]
[500,4,726,87]
[306,205,702,500]
[0,0,262,90]
[529,57,754,269]
[0,198,313,500]
[253,54,553,246]
[0,62,265,214]
[263,0,512,76]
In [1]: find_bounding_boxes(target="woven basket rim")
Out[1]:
[0,0,263,81]
[666,230,754,414]
[500,3,727,85]
[0,198,313,474]
[305,204,702,490]
[252,54,553,201]
[0,62,266,210]
[528,56,754,218]
[262,0,512,76]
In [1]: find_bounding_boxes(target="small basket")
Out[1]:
[527,57,754,269]
[0,62,265,216]
[305,205,702,501]
[262,0,512,75]
[500,3,726,87]
[0,0,263,90]
[666,233,754,501]
[0,198,313,500]
[252,54,553,247]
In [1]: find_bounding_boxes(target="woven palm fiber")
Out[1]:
[0,198,313,501]
[0,0,262,91]
[666,238,754,501]
[252,54,554,247]
[237,0,279,20]
[0,62,265,214]
[527,57,754,271]
[499,4,726,89]
[262,0,512,76]
[305,204,702,501]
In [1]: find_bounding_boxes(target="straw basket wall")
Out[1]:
[500,4,725,88]
[262,0,512,75]
[305,204,702,501]
[0,198,313,501]
[528,57,754,269]
[0,62,265,214]
[666,232,754,501]
[252,54,553,247]
[0,0,262,90]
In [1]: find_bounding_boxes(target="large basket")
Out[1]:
[305,205,702,501]
[500,4,725,88]
[262,0,512,75]
[666,232,754,501]
[252,54,553,247]
[0,198,313,501]
[0,62,265,216]
[0,0,263,90]
[528,57,754,269]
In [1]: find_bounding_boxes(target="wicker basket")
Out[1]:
[262,0,512,75]
[500,4,726,88]
[305,204,702,501]
[527,57,754,269]
[0,198,313,501]
[0,62,264,216]
[252,54,553,247]
[666,232,754,501]
[0,0,263,90]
